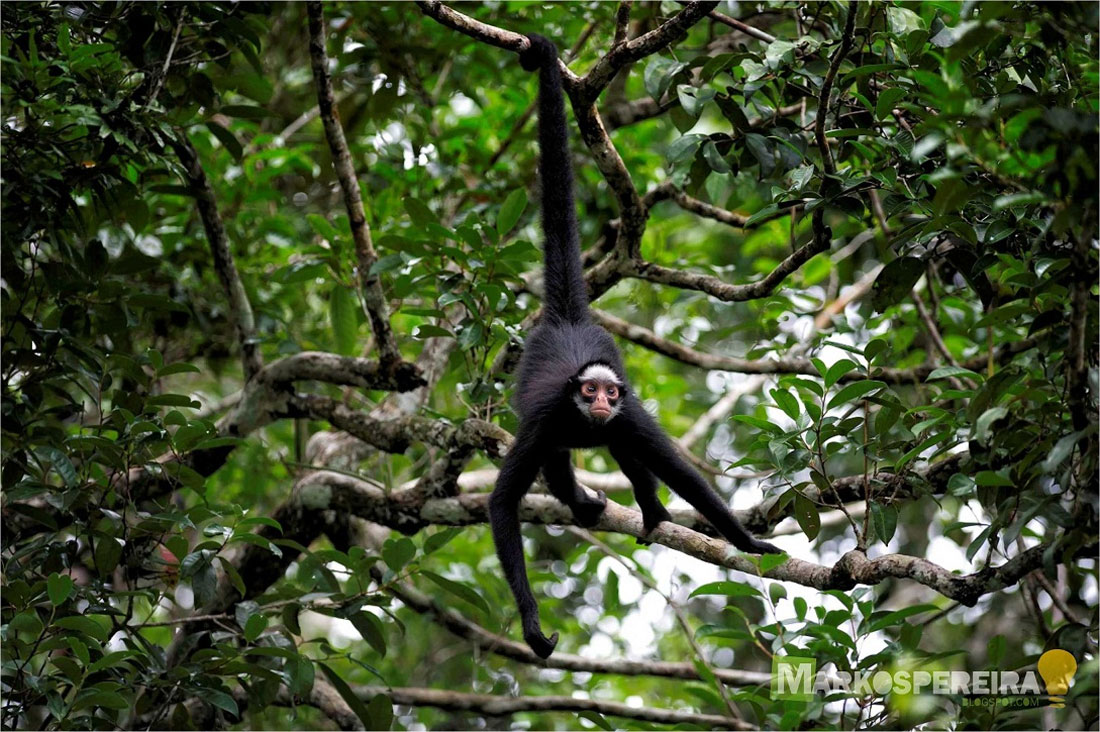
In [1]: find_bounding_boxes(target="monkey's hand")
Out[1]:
[571,489,607,528]
[523,625,559,659]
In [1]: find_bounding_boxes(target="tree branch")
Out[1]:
[261,351,424,392]
[350,685,754,730]
[172,137,262,380]
[388,580,771,686]
[307,2,403,366]
[644,181,749,227]
[581,2,719,100]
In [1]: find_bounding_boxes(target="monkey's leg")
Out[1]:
[542,450,606,527]
[622,403,782,555]
[489,428,559,658]
[609,443,671,541]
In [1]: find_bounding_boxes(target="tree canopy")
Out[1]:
[1,2,1097,730]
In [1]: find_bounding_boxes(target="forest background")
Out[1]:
[1,1,1097,730]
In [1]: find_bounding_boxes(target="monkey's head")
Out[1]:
[571,363,623,423]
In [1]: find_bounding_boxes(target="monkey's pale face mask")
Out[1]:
[572,363,623,423]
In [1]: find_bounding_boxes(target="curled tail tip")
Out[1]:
[519,33,558,72]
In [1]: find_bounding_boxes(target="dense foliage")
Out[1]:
[2,2,1096,730]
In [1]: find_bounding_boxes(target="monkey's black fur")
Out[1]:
[491,34,781,659]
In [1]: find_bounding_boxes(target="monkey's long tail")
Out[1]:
[519,34,590,327]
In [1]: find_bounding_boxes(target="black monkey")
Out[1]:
[490,34,782,659]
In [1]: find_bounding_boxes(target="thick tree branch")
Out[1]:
[261,351,424,392]
[307,2,403,366]
[350,685,754,729]
[281,468,1085,607]
[287,394,511,458]
[173,137,262,380]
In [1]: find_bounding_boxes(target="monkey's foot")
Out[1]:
[571,490,607,528]
[524,628,559,659]
[742,537,782,555]
[636,505,672,545]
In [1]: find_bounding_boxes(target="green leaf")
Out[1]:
[688,581,761,599]
[643,57,688,100]
[413,324,453,339]
[349,611,388,658]
[875,87,907,122]
[307,213,340,241]
[927,366,983,382]
[870,256,924,312]
[771,388,800,420]
[731,414,783,435]
[497,189,527,235]
[423,527,463,555]
[330,286,358,356]
[47,573,74,606]
[94,536,123,574]
[702,140,731,173]
[282,603,302,636]
[381,537,416,573]
[319,662,374,729]
[867,604,939,633]
[870,502,897,544]
[55,615,108,642]
[420,570,491,617]
[758,553,788,573]
[1043,433,1078,473]
[204,690,240,718]
[158,362,201,377]
[794,494,821,541]
[38,446,78,487]
[220,104,272,119]
[366,693,393,731]
[218,556,246,597]
[244,612,268,641]
[205,120,243,162]
[457,322,484,350]
[974,406,1008,444]
[824,359,858,388]
[404,198,439,227]
[827,380,884,410]
[578,711,613,731]
[286,655,315,697]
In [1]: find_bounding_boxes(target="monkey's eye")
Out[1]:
[606,386,618,399]
[583,383,596,395]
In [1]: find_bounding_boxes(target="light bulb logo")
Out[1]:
[1037,649,1077,708]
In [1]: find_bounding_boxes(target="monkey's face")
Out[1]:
[572,363,623,423]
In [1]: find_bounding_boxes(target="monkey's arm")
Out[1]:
[619,401,781,555]
[488,426,559,658]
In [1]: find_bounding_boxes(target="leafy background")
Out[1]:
[1,1,1097,730]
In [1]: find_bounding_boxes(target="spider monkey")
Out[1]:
[490,34,782,659]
